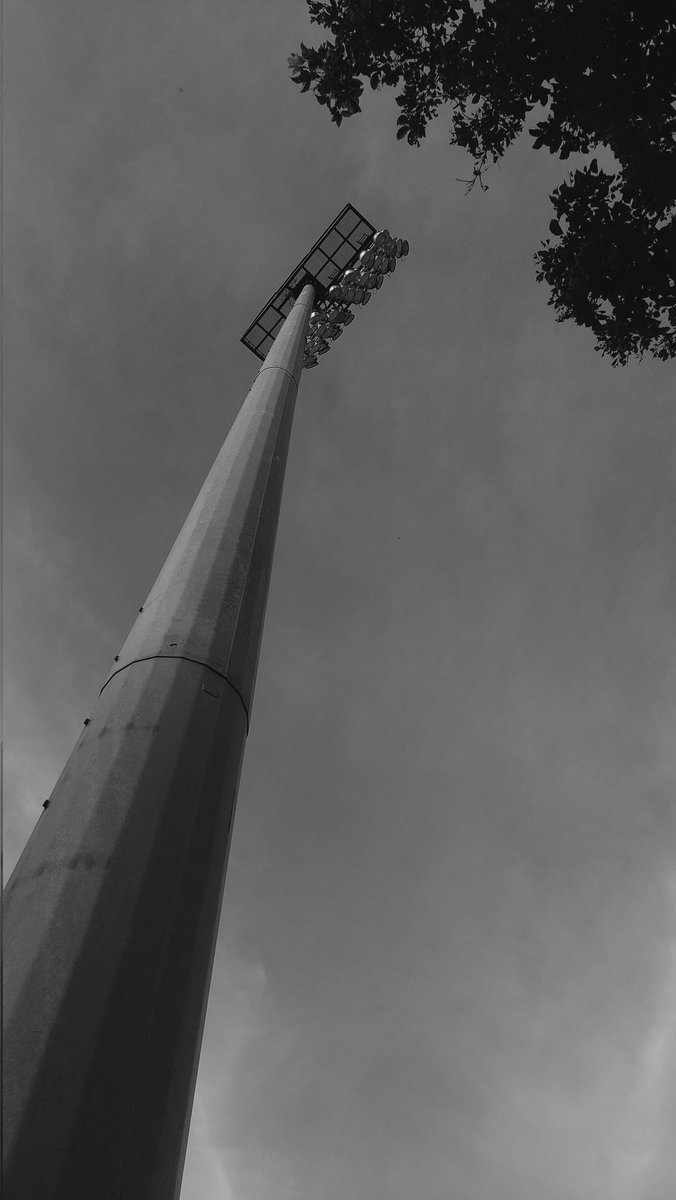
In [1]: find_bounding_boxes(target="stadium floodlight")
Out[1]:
[3,201,408,1200]
[241,202,408,370]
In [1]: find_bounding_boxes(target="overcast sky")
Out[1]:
[4,3,676,1199]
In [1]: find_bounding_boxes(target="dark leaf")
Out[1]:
[289,1,676,362]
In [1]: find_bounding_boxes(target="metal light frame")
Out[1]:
[241,203,409,368]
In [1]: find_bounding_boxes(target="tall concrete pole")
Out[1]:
[2,283,315,1200]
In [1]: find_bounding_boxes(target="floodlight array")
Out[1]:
[302,230,409,369]
[241,204,377,362]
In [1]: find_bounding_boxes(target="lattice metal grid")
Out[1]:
[241,204,377,361]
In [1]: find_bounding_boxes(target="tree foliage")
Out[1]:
[289,1,676,364]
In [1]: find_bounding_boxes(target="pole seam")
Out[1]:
[99,654,250,731]
[256,365,298,384]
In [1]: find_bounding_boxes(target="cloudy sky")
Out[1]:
[4,2,676,1198]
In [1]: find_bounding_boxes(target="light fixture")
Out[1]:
[240,205,409,372]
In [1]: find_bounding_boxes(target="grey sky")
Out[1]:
[4,2,676,1199]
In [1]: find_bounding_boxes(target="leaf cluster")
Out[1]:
[289,0,676,363]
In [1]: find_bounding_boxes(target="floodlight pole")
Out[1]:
[2,284,315,1200]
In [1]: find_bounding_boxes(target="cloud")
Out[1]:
[182,1088,237,1200]
[616,874,676,1198]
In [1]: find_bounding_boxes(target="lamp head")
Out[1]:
[241,206,409,369]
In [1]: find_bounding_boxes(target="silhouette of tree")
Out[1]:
[289,0,675,364]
